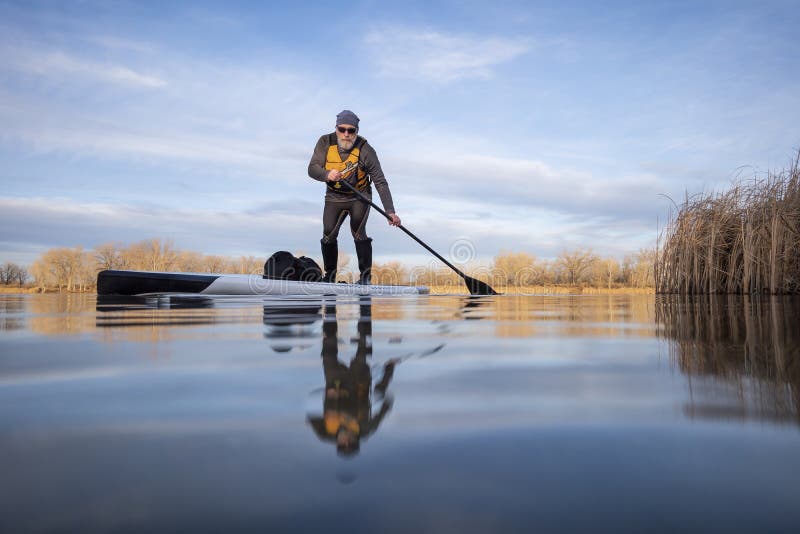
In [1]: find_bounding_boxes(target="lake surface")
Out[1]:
[1,293,799,533]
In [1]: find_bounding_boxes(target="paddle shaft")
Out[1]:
[337,181,469,279]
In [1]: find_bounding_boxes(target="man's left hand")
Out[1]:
[388,213,401,227]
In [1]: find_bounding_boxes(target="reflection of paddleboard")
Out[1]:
[97,269,428,296]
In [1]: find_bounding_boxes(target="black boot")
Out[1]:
[321,239,338,283]
[355,238,372,285]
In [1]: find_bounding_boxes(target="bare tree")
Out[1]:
[629,248,656,288]
[0,263,28,286]
[31,248,82,291]
[412,265,462,287]
[175,251,204,272]
[203,255,227,273]
[125,238,178,271]
[235,256,262,275]
[95,242,126,270]
[593,258,621,289]
[49,248,72,291]
[491,251,537,286]
[29,259,50,291]
[77,250,96,291]
[1,263,17,285]
[15,265,29,286]
[372,261,409,285]
[556,249,598,285]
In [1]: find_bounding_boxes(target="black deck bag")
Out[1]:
[264,251,296,280]
[264,252,322,282]
[294,256,322,282]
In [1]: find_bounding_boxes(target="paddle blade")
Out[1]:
[463,275,498,295]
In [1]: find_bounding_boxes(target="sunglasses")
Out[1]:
[337,126,357,134]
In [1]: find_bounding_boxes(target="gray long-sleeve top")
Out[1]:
[308,134,396,214]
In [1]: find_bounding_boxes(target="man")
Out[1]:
[308,110,401,284]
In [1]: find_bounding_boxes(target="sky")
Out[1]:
[1,0,798,269]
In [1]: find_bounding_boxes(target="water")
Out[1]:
[1,293,799,533]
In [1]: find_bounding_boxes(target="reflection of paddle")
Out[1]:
[369,343,447,372]
[388,343,446,364]
[337,180,498,295]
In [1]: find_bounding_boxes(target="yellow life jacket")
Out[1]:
[324,411,361,436]
[324,133,370,194]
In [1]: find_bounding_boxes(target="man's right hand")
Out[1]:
[327,169,342,181]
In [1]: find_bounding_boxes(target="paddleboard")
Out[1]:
[97,269,429,296]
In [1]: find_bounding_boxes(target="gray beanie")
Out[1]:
[336,110,360,128]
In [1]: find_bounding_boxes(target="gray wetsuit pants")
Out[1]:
[322,199,370,244]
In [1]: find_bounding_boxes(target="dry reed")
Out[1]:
[657,151,800,294]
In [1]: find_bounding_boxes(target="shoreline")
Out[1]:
[1,285,655,296]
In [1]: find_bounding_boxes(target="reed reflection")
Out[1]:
[307,298,397,457]
[657,295,800,424]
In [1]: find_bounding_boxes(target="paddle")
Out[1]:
[337,180,498,295]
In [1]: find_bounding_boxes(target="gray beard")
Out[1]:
[337,138,355,151]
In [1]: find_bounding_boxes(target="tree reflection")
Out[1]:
[657,295,800,423]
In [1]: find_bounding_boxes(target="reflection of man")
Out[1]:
[307,299,397,456]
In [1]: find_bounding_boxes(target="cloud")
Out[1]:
[85,35,158,54]
[1,109,293,169]
[4,47,166,88]
[0,196,319,259]
[364,27,530,83]
[385,192,657,260]
[0,42,329,169]
[382,138,673,224]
